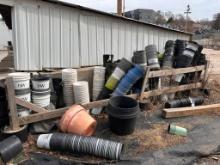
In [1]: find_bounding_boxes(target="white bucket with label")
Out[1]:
[8,72,30,90]
[32,90,51,107]
[15,89,31,116]
[32,76,50,91]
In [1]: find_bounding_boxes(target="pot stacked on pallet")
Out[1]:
[37,133,123,160]
[162,40,175,69]
[8,72,31,117]
[105,58,133,91]
[73,81,90,104]
[112,65,144,96]
[132,51,147,68]
[62,69,77,106]
[31,76,51,108]
[145,45,160,70]
[92,66,106,101]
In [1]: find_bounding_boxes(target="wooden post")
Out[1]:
[202,60,210,87]
[139,67,150,101]
[6,77,20,130]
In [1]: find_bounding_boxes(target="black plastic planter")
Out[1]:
[162,40,175,69]
[0,135,23,163]
[37,133,123,160]
[106,96,139,135]
[0,125,28,142]
[0,87,8,119]
[165,96,204,108]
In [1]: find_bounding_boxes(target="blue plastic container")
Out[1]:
[112,65,144,96]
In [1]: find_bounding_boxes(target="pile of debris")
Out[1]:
[0,39,212,164]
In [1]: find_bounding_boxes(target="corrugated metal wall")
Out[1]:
[12,0,190,70]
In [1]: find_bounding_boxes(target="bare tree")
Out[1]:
[213,13,220,30]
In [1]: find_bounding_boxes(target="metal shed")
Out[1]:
[1,0,191,71]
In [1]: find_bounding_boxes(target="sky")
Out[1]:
[60,0,220,21]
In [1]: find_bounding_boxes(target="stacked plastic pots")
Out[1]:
[8,72,31,117]
[132,50,147,68]
[105,58,133,91]
[106,96,139,135]
[92,66,106,101]
[59,105,97,136]
[162,40,175,69]
[165,96,204,108]
[175,41,199,68]
[37,133,123,160]
[62,69,77,106]
[145,45,160,70]
[73,81,90,104]
[112,65,144,96]
[31,76,51,107]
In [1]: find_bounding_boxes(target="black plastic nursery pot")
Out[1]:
[106,96,139,135]
[0,135,23,163]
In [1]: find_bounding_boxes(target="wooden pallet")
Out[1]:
[5,64,207,131]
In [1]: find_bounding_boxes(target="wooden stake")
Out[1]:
[139,67,150,101]
[6,77,20,130]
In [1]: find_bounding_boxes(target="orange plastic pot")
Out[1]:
[59,105,84,132]
[59,105,97,136]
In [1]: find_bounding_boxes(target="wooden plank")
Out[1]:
[18,82,201,125]
[141,82,202,100]
[148,65,205,78]
[19,107,69,125]
[163,103,220,118]
[15,97,48,113]
[6,77,20,130]
[139,67,150,101]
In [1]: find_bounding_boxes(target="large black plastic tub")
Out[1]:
[106,96,139,135]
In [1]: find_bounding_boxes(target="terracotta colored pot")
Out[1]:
[59,105,97,136]
[59,105,84,132]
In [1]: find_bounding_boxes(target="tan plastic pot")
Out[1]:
[59,105,97,136]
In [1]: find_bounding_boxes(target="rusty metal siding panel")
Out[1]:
[12,0,191,70]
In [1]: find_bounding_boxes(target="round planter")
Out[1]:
[106,96,139,135]
[59,105,97,136]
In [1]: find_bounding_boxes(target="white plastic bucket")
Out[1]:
[32,94,50,107]
[8,72,30,90]
[32,77,50,91]
[16,93,31,102]
[32,90,51,107]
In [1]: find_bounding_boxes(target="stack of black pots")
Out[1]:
[105,96,139,135]
[132,50,147,68]
[165,96,204,108]
[37,133,123,160]
[175,41,199,68]
[0,135,23,163]
[145,45,160,70]
[0,87,8,128]
[163,40,175,69]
